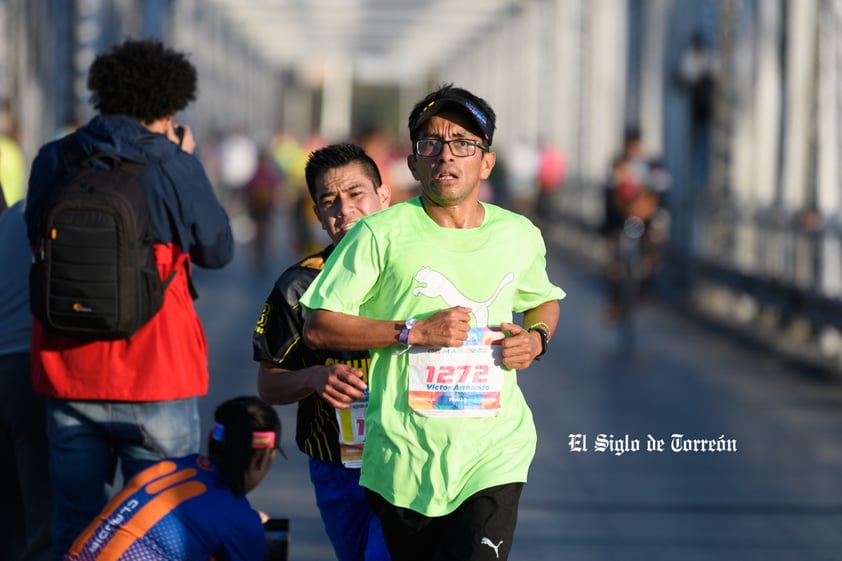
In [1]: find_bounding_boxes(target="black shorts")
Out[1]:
[365,483,524,561]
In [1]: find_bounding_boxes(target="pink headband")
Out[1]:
[212,421,276,449]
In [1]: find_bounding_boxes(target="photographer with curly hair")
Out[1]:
[24,38,234,560]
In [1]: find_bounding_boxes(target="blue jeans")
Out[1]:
[309,456,391,561]
[47,397,200,561]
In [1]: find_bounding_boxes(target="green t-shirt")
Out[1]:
[300,198,565,515]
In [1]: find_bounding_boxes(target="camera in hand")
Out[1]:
[174,125,185,148]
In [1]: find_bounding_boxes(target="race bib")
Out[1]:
[335,394,367,468]
[408,327,505,418]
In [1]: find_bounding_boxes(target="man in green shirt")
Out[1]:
[299,84,565,561]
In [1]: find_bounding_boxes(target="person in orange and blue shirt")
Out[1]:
[64,396,286,561]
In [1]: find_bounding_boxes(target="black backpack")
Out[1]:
[29,135,177,340]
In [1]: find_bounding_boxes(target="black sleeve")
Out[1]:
[252,268,318,370]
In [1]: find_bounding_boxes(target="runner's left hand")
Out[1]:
[499,322,541,370]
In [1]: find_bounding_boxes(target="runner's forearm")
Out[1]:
[303,309,401,351]
[257,362,318,404]
[522,300,560,336]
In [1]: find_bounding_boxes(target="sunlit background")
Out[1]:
[4,3,842,560]
[2,0,841,367]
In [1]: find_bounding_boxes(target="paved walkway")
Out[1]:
[192,215,842,560]
[514,251,842,561]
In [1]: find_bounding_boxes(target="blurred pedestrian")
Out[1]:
[244,149,284,270]
[273,132,332,258]
[536,140,566,221]
[680,32,718,125]
[299,84,565,561]
[219,132,259,195]
[679,32,718,191]
[253,143,392,561]
[357,126,417,204]
[0,184,52,561]
[504,137,541,218]
[601,130,671,321]
[24,38,234,559]
[64,396,287,561]
[0,99,26,206]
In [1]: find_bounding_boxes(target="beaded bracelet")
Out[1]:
[526,321,552,340]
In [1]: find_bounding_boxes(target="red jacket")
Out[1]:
[25,116,234,401]
[31,244,210,400]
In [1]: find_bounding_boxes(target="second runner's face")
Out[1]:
[313,162,390,244]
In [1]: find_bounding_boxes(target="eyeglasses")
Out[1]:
[414,138,487,158]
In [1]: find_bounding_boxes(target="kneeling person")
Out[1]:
[65,396,286,561]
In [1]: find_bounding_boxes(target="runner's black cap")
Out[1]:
[409,93,495,145]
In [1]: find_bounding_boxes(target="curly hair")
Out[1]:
[87,39,197,123]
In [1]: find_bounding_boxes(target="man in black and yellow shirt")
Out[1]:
[253,143,391,561]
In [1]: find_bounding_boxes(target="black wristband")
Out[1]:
[528,326,549,358]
